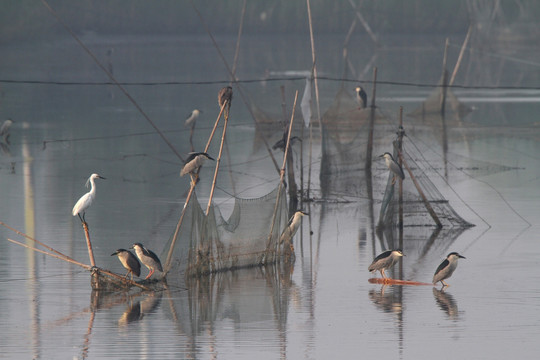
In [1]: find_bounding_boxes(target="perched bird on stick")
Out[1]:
[368,249,405,279]
[111,249,141,281]
[72,173,106,223]
[131,243,163,280]
[380,152,405,184]
[0,118,13,143]
[355,86,368,109]
[180,152,215,185]
[218,86,233,114]
[433,252,466,288]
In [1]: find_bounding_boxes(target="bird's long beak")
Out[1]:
[207,155,215,161]
[98,176,106,180]
[111,251,118,256]
[458,255,466,259]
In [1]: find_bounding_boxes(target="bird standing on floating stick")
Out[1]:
[131,243,163,280]
[433,252,466,288]
[368,249,405,279]
[111,249,141,281]
[380,152,405,185]
[180,152,215,185]
[72,173,106,224]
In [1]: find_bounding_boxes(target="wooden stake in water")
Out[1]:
[82,221,96,267]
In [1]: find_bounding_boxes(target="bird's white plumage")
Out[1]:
[185,109,201,127]
[72,173,105,217]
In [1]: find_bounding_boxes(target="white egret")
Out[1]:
[184,109,202,128]
[72,173,106,223]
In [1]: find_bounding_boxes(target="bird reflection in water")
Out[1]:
[432,287,461,320]
[118,301,141,327]
[118,293,162,327]
[369,285,403,315]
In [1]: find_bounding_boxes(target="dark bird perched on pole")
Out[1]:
[433,252,466,288]
[380,152,405,184]
[131,243,163,280]
[180,152,215,185]
[111,249,141,280]
[355,86,368,109]
[218,86,233,114]
[368,249,405,279]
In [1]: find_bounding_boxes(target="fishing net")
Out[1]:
[377,139,475,228]
[319,87,388,199]
[162,185,289,278]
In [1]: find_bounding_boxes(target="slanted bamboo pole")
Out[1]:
[164,102,228,274]
[267,91,299,252]
[397,107,404,231]
[7,238,151,290]
[206,109,231,215]
[449,24,472,86]
[400,156,442,228]
[365,67,378,172]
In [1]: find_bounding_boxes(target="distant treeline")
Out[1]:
[1,0,538,41]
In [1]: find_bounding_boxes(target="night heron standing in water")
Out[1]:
[111,249,141,281]
[279,211,309,250]
[72,173,106,223]
[355,86,368,109]
[368,249,405,279]
[131,243,163,280]
[180,152,215,185]
[433,252,466,288]
[380,152,405,184]
[184,109,202,128]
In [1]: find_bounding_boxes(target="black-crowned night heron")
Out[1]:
[180,152,215,185]
[433,252,466,287]
[272,136,302,151]
[279,211,309,250]
[380,152,405,184]
[368,249,405,278]
[131,243,163,280]
[72,173,106,223]
[111,249,141,280]
[218,86,233,111]
[355,86,368,109]
[185,109,202,128]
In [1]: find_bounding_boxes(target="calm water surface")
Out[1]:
[1,32,540,359]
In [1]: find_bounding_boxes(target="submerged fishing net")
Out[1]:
[162,185,289,278]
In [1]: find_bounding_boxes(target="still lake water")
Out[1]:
[1,32,540,359]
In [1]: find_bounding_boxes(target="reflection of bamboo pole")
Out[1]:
[82,222,96,267]
[400,156,442,228]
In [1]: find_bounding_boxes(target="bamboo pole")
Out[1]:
[449,24,472,86]
[400,156,442,228]
[82,222,96,267]
[163,102,228,274]
[267,91,299,250]
[365,67,378,172]
[7,238,151,290]
[206,109,231,215]
[397,107,404,231]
